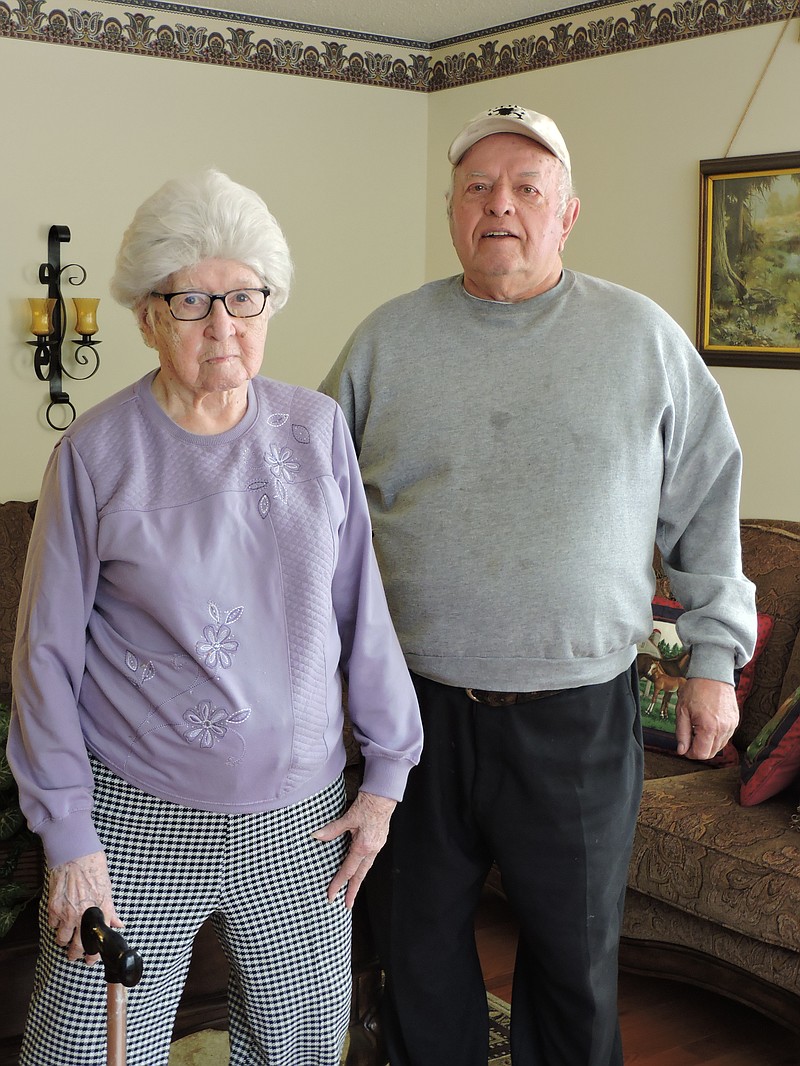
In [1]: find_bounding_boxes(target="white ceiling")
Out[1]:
[178,0,564,44]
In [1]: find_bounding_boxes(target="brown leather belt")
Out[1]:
[465,688,564,707]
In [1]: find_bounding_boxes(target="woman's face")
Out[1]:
[140,258,269,400]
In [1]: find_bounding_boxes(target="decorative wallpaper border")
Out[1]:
[1,0,797,91]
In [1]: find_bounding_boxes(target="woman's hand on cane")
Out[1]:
[47,850,123,963]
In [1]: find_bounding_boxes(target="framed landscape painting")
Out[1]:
[697,151,800,368]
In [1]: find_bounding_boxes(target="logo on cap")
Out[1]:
[486,106,527,120]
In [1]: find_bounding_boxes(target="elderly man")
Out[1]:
[321,105,757,1066]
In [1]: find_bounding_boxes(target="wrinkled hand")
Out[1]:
[47,850,123,964]
[312,791,397,909]
[674,677,739,761]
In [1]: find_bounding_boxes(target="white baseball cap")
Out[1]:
[448,105,571,179]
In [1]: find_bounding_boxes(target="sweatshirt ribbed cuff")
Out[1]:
[686,644,737,687]
[37,808,103,870]
[360,755,418,803]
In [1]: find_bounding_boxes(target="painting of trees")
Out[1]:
[698,153,800,366]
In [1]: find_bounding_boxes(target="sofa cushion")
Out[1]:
[737,521,800,747]
[627,767,800,953]
[734,609,776,708]
[643,750,712,780]
[740,685,800,806]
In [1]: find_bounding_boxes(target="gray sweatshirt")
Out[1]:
[321,270,757,692]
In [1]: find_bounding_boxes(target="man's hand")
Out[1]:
[313,791,397,909]
[674,677,739,761]
[47,851,123,963]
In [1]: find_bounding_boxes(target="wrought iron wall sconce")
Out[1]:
[28,225,101,429]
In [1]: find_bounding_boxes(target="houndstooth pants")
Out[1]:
[19,760,352,1066]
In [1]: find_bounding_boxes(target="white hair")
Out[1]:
[110,169,293,314]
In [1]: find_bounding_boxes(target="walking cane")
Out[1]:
[81,906,144,1066]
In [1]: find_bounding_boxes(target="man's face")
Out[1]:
[449,133,580,303]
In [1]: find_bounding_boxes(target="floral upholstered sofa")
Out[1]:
[620,519,800,1034]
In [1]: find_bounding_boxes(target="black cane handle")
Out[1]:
[80,907,144,988]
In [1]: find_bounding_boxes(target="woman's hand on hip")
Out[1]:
[313,790,397,910]
[47,850,123,963]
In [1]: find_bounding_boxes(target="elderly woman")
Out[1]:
[8,169,422,1066]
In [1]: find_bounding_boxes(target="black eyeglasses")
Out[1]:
[150,287,271,321]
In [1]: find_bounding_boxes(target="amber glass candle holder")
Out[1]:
[73,297,100,337]
[28,297,56,336]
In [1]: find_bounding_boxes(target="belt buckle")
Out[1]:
[466,688,516,707]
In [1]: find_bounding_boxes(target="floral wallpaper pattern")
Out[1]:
[1,0,797,91]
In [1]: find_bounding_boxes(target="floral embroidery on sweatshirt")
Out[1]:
[125,651,155,688]
[196,602,243,669]
[248,435,305,517]
[266,444,301,482]
[182,700,252,757]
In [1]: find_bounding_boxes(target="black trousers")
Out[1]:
[367,668,644,1066]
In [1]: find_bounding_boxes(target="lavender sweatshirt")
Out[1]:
[9,371,422,869]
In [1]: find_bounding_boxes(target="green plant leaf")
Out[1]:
[0,833,28,878]
[0,806,24,842]
[0,749,14,791]
[0,900,30,939]
[0,881,36,906]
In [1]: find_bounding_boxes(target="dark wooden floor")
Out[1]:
[474,889,800,1066]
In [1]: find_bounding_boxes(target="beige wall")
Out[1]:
[3,23,799,519]
[1,39,427,500]
[426,23,800,519]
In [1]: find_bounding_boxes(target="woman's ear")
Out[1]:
[136,300,157,349]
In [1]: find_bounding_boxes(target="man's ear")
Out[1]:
[560,197,581,252]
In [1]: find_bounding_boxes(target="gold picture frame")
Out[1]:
[697,151,800,368]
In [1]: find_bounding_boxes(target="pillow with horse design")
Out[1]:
[637,597,772,766]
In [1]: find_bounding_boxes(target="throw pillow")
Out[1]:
[734,608,775,709]
[637,597,773,767]
[740,685,800,806]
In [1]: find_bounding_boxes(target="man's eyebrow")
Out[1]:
[463,170,544,180]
